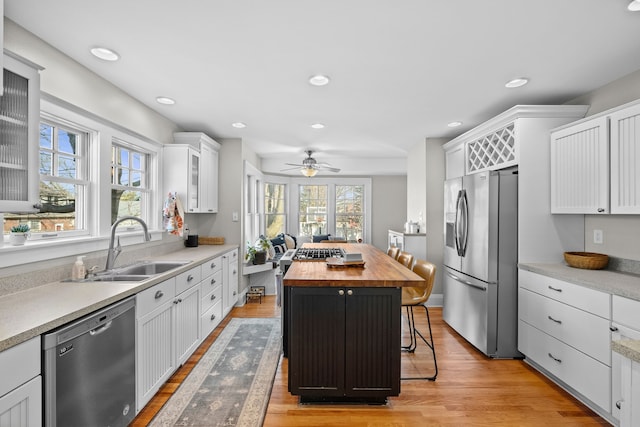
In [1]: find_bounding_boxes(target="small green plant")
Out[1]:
[245,236,271,263]
[10,224,30,233]
[245,241,258,262]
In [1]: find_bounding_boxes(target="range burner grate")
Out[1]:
[293,247,345,260]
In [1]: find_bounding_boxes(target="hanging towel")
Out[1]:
[163,192,185,236]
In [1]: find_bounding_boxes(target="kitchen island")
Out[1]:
[283,243,425,404]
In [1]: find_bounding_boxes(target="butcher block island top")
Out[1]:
[283,243,425,287]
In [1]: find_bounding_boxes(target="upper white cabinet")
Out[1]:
[551,99,640,215]
[550,116,609,214]
[0,53,42,213]
[610,103,640,214]
[166,132,220,214]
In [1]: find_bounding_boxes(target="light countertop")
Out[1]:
[0,244,238,353]
[518,263,640,301]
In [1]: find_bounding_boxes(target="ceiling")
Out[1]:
[5,0,640,175]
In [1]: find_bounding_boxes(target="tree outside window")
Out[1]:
[111,142,148,227]
[298,185,327,237]
[335,185,364,241]
[265,183,286,238]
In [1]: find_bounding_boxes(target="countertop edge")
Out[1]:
[612,339,640,364]
[0,244,239,353]
[518,263,640,302]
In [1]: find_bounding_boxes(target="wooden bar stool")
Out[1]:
[387,246,400,260]
[396,251,414,269]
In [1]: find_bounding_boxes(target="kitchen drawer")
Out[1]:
[519,288,610,364]
[136,277,176,317]
[519,320,611,411]
[613,295,640,330]
[200,269,223,294]
[176,266,202,295]
[519,269,610,318]
[201,301,223,338]
[201,256,223,279]
[201,284,222,314]
[0,337,39,398]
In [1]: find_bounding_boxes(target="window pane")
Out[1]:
[132,152,142,170]
[119,148,129,167]
[57,155,76,178]
[335,185,364,240]
[131,171,141,187]
[39,124,53,149]
[299,184,327,236]
[58,129,77,155]
[112,189,141,221]
[39,151,52,175]
[265,183,286,238]
[111,142,149,226]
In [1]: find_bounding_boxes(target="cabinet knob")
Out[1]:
[211,314,216,321]
[211,278,216,285]
[338,290,345,296]
[347,289,353,296]
[211,294,216,301]
[210,262,216,269]
[597,208,605,213]
[616,399,623,410]
[155,290,164,299]
[610,326,619,332]
[233,291,237,296]
[187,275,194,282]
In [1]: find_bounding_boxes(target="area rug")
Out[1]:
[150,318,282,427]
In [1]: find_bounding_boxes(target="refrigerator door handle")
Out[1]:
[459,190,469,257]
[454,190,465,256]
[446,271,487,291]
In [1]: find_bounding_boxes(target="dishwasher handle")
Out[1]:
[89,320,113,336]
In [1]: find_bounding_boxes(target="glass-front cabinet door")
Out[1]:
[0,53,41,212]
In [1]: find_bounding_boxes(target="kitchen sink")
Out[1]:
[64,274,151,283]
[115,260,191,276]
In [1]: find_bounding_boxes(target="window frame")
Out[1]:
[264,176,289,239]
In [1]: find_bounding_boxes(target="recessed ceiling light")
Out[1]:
[232,122,247,128]
[629,0,640,11]
[310,123,325,129]
[156,96,176,105]
[90,47,120,61]
[447,121,463,128]
[505,78,529,88]
[309,75,330,86]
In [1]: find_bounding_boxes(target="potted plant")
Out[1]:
[9,224,30,246]
[245,237,271,265]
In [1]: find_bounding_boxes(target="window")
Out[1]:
[298,184,327,237]
[111,141,149,228]
[335,185,364,241]
[265,182,286,238]
[3,119,89,237]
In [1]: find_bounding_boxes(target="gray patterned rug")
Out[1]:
[150,318,282,427]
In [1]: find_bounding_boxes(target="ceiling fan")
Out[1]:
[282,150,341,177]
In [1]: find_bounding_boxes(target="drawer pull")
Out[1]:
[616,399,623,410]
[155,290,164,299]
[548,285,563,292]
[210,314,216,321]
[233,291,237,296]
[210,278,216,285]
[547,315,562,324]
[210,262,216,269]
[548,353,562,363]
[211,294,216,301]
[187,275,194,282]
[610,326,619,332]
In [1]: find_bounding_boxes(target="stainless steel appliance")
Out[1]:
[43,296,136,427]
[443,169,521,358]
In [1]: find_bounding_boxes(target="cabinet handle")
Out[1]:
[210,262,216,269]
[233,291,237,296]
[548,285,563,292]
[548,353,562,363]
[211,314,216,321]
[155,290,164,299]
[547,315,562,324]
[187,275,194,282]
[347,289,353,296]
[616,400,623,410]
[211,294,216,301]
[597,208,605,213]
[211,278,216,285]
[610,326,619,332]
[338,290,345,296]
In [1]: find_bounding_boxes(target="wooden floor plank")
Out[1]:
[132,296,609,426]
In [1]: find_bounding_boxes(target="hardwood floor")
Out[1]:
[132,295,609,426]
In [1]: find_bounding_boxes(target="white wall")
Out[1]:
[371,175,407,251]
[569,69,640,261]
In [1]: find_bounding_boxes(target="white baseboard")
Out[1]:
[426,293,443,307]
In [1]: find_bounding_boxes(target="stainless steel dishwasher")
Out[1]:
[43,296,136,427]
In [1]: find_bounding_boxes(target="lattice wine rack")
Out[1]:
[466,123,517,173]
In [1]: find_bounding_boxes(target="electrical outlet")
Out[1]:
[232,211,239,222]
[593,229,603,244]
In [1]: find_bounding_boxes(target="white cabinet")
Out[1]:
[612,295,640,423]
[163,144,201,212]
[619,355,640,427]
[170,132,221,214]
[610,103,640,214]
[388,230,426,261]
[550,116,609,214]
[0,53,42,213]
[518,269,611,413]
[200,255,224,338]
[223,249,239,314]
[0,336,41,427]
[444,143,464,179]
[135,264,201,411]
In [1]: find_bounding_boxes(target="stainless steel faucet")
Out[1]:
[105,216,152,270]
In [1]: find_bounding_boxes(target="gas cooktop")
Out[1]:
[293,247,346,260]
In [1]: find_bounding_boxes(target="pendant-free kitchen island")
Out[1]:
[283,243,426,404]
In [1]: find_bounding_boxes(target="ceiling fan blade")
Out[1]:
[280,166,303,171]
[322,166,341,172]
[284,163,305,167]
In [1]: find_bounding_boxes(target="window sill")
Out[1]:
[242,261,277,275]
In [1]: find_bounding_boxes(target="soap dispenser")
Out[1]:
[72,256,86,280]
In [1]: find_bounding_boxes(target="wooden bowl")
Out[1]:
[563,252,609,270]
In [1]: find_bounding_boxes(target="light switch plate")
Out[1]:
[593,229,603,244]
[232,211,239,222]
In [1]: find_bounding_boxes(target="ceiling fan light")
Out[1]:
[301,168,318,177]
[629,0,640,11]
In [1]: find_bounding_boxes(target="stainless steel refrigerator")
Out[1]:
[443,169,521,358]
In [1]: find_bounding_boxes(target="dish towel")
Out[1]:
[163,191,185,236]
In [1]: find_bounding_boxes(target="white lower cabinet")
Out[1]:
[200,255,224,338]
[612,295,640,424]
[619,356,640,427]
[0,337,41,427]
[223,249,239,315]
[518,269,611,415]
[136,264,202,412]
